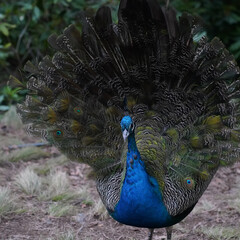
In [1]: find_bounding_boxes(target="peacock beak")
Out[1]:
[122,129,129,142]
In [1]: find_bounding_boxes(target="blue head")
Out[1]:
[120,116,135,141]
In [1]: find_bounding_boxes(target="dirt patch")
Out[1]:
[0,123,240,240]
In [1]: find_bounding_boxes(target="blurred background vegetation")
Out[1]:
[0,0,239,112]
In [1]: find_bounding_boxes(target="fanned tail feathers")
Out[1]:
[12,0,240,211]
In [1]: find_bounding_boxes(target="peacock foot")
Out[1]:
[166,226,173,240]
[148,228,154,240]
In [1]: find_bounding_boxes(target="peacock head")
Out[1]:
[120,116,135,142]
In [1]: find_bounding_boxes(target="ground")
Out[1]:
[0,108,240,240]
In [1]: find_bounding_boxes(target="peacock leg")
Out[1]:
[148,228,154,240]
[166,226,173,240]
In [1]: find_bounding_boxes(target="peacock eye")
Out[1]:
[53,129,64,138]
[74,106,82,115]
[184,177,195,189]
[130,122,135,131]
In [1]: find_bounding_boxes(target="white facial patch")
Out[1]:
[122,129,129,142]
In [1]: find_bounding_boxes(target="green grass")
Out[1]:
[0,187,17,216]
[14,167,42,195]
[40,171,74,201]
[232,176,240,212]
[39,170,88,204]
[48,202,75,217]
[232,196,240,211]
[192,199,216,214]
[34,156,68,176]
[0,135,23,147]
[13,167,94,220]
[13,166,92,218]
[3,147,50,162]
[55,231,76,240]
[77,186,93,206]
[197,226,240,240]
[91,199,109,220]
[0,106,23,129]
[44,172,93,217]
[48,171,70,196]
[45,229,76,240]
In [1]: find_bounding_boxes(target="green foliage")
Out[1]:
[0,86,25,111]
[0,187,18,216]
[0,105,23,128]
[197,226,240,240]
[4,147,50,162]
[15,167,42,195]
[0,0,119,90]
[171,0,240,63]
[48,202,75,217]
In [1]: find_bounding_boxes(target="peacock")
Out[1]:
[9,0,240,239]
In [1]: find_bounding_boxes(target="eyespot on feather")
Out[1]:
[74,106,83,115]
[199,170,209,180]
[203,115,222,129]
[59,97,70,111]
[53,129,64,139]
[47,108,57,124]
[184,177,195,189]
[71,120,82,134]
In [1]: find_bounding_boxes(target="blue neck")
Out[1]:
[110,131,191,228]
[127,132,138,152]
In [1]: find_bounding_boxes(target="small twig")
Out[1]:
[16,15,32,54]
[21,38,33,64]
[12,13,32,68]
[76,225,84,236]
[102,233,111,240]
[166,0,170,8]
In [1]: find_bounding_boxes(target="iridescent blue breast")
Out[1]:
[110,149,190,228]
